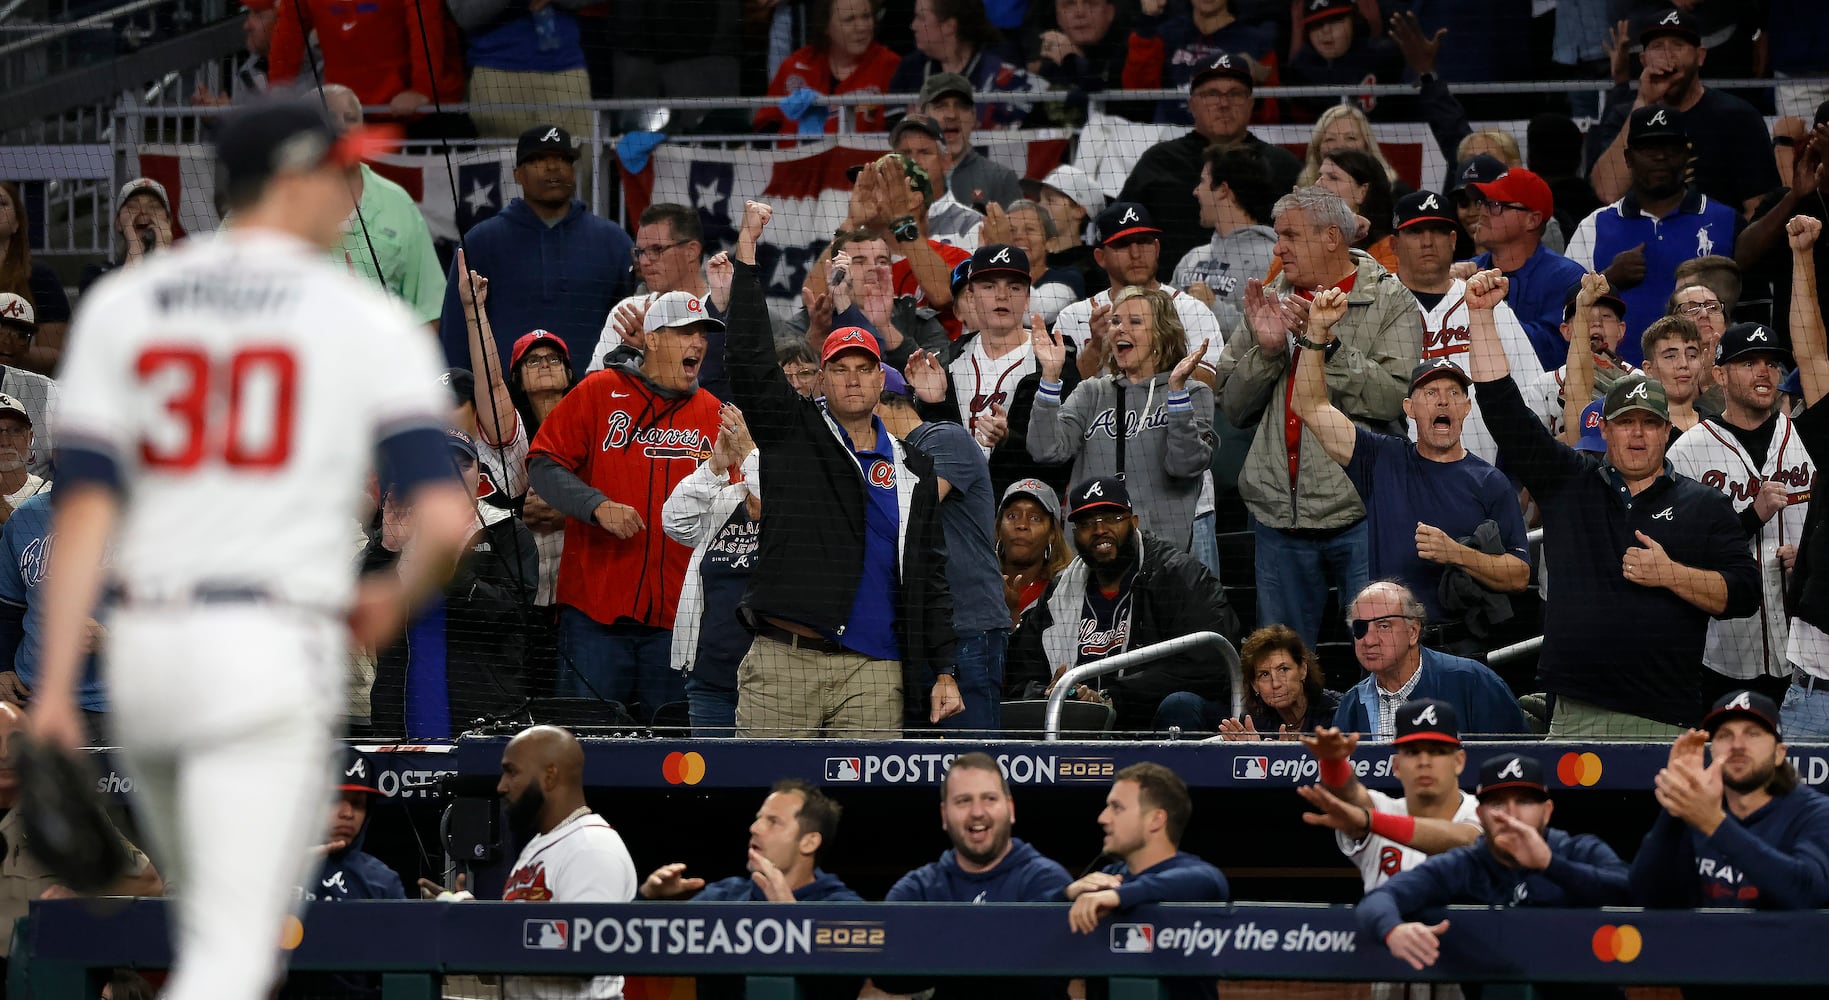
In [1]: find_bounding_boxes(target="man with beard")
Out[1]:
[1291,286,1530,628]
[496,725,636,998]
[1359,753,1631,973]
[1331,582,1527,740]
[877,753,1072,999]
[1669,324,1819,704]
[1066,763,1227,1000]
[1296,699,1481,893]
[1005,476,1236,733]
[1631,691,1829,911]
[1567,107,1741,359]
[1053,202,1224,382]
[1585,9,1778,215]
[529,292,723,723]
[437,124,635,375]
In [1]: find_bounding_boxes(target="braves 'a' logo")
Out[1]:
[1496,758,1525,780]
[868,459,895,489]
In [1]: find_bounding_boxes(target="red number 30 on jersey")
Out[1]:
[136,345,298,470]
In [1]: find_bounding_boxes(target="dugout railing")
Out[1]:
[10,898,1828,998]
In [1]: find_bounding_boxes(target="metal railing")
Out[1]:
[1043,631,1243,740]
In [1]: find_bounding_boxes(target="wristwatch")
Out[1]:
[1296,333,1341,359]
[889,215,921,243]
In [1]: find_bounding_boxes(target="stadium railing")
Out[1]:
[1044,631,1244,740]
[12,898,1827,998]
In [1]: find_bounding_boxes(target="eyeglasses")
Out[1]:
[1480,202,1532,216]
[1348,613,1415,640]
[783,367,821,383]
[521,354,567,369]
[1072,511,1130,529]
[1677,300,1723,317]
[632,239,692,260]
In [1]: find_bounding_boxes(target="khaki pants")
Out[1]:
[735,635,902,739]
[468,67,595,201]
[1546,695,1687,741]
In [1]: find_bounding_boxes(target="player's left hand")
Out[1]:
[748,848,796,902]
[1068,888,1121,934]
[1485,811,1553,870]
[1654,754,1726,835]
[929,675,964,723]
[26,693,84,754]
[1296,783,1369,837]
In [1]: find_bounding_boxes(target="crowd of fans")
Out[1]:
[12,2,1829,748]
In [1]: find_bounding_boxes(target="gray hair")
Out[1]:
[1272,186,1356,236]
[1347,579,1428,630]
[1006,198,1057,240]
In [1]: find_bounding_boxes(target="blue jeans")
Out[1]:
[1191,511,1220,584]
[686,675,739,737]
[1154,691,1225,735]
[1252,519,1370,648]
[1783,679,1829,740]
[555,606,683,722]
[938,628,1008,735]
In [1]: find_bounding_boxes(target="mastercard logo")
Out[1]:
[1557,751,1603,787]
[1591,924,1641,963]
[662,751,706,785]
[279,914,305,951]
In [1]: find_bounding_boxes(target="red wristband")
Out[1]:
[1368,811,1418,846]
[1319,757,1351,787]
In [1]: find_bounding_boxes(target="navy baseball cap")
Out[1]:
[1393,699,1461,747]
[1715,322,1793,367]
[338,747,382,795]
[1627,106,1688,148]
[447,428,479,462]
[1702,689,1782,738]
[439,368,475,407]
[517,124,580,165]
[1450,154,1507,196]
[216,98,395,195]
[1394,190,1459,232]
[968,244,1031,284]
[1096,202,1161,246]
[1574,399,1606,453]
[1190,52,1253,91]
[1477,753,1548,801]
[1067,476,1131,520]
[1408,358,1471,395]
[1639,8,1701,47]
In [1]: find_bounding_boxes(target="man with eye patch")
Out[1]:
[1331,581,1528,741]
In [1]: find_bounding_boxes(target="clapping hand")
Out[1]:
[1033,315,1067,380]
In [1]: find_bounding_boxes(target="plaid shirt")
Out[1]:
[1373,663,1425,741]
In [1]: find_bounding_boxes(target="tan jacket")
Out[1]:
[1215,250,1423,530]
[0,807,151,956]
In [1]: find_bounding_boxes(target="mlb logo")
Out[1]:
[825,757,862,781]
[524,919,569,950]
[1234,757,1269,780]
[1111,924,1154,953]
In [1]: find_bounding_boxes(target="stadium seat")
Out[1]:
[999,699,1117,738]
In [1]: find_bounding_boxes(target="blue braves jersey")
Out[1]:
[0,492,105,711]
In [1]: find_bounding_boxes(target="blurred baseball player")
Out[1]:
[28,99,474,1000]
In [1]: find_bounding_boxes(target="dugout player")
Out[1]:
[877,752,1072,1000]
[29,98,475,1000]
[1297,699,1481,893]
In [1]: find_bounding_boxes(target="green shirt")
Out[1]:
[332,164,445,324]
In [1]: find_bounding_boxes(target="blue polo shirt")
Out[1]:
[1565,189,1742,367]
[1344,428,1529,620]
[829,417,902,662]
[1471,242,1587,370]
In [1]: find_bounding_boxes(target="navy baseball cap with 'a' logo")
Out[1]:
[1716,322,1792,367]
[1408,358,1471,395]
[1096,202,1161,246]
[968,244,1031,284]
[1067,476,1131,520]
[1702,689,1781,738]
[1393,698,1461,746]
[1394,190,1458,232]
[339,747,382,795]
[1628,105,1687,148]
[1477,753,1547,801]
[517,124,580,165]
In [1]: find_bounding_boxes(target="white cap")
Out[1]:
[117,177,170,213]
[0,393,32,425]
[643,291,725,335]
[0,294,33,330]
[739,448,761,500]
[1040,164,1107,216]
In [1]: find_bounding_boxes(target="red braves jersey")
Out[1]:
[754,43,901,134]
[528,368,721,629]
[268,0,465,107]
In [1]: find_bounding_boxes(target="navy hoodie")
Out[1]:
[438,198,635,380]
[305,804,409,902]
[1630,784,1829,910]
[1093,853,1230,1000]
[880,839,1072,1000]
[1357,828,1630,942]
[694,869,862,902]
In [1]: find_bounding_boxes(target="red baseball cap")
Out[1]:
[1470,168,1553,220]
[821,327,881,365]
[511,329,571,369]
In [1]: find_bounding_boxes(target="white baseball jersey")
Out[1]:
[57,229,450,610]
[1667,413,1815,680]
[948,335,1036,442]
[1337,788,1482,893]
[502,808,638,999]
[1528,356,1642,437]
[476,412,529,503]
[1407,282,1544,464]
[1052,285,1225,370]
